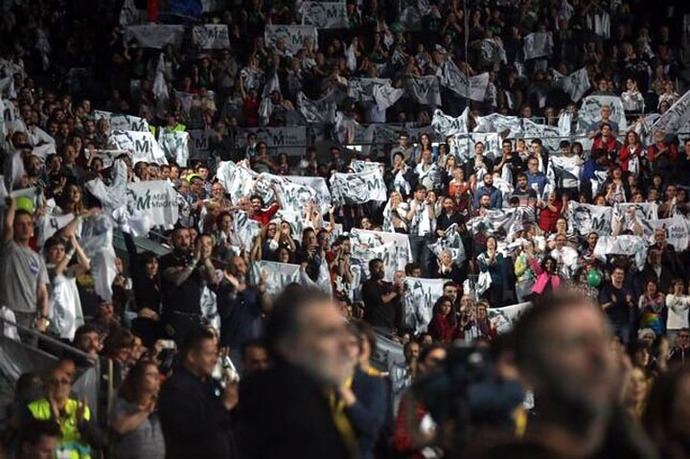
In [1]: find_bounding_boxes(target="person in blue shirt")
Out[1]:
[473,174,503,209]
[525,156,547,196]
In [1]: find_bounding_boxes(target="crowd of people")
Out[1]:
[1,0,690,457]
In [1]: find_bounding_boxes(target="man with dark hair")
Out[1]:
[512,172,538,207]
[158,327,237,459]
[240,339,270,376]
[361,258,401,331]
[599,265,636,344]
[158,228,216,342]
[17,419,61,459]
[473,174,503,209]
[484,293,654,458]
[0,198,49,339]
[236,287,351,459]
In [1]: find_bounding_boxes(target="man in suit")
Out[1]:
[235,287,352,459]
[640,248,673,294]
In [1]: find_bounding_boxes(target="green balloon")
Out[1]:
[587,269,602,287]
[15,196,35,214]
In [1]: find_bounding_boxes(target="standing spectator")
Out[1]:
[666,279,690,341]
[0,198,49,337]
[158,328,238,459]
[213,255,271,357]
[599,266,637,344]
[406,185,435,276]
[110,360,165,459]
[158,228,215,342]
[477,236,508,307]
[361,259,401,332]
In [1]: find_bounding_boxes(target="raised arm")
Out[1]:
[2,197,15,242]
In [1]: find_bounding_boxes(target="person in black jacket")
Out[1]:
[158,327,237,459]
[235,286,352,459]
[123,231,162,347]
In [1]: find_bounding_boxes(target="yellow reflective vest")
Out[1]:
[28,398,92,459]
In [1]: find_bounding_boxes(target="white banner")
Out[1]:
[284,175,332,212]
[237,127,306,156]
[351,229,412,280]
[436,60,488,102]
[431,107,469,136]
[650,215,689,251]
[300,2,348,28]
[407,76,441,106]
[402,277,446,333]
[612,202,658,238]
[552,67,591,102]
[93,110,150,132]
[488,302,531,334]
[297,91,337,123]
[651,89,690,135]
[264,25,318,55]
[192,24,230,49]
[427,223,466,265]
[123,25,186,49]
[188,129,211,158]
[593,235,648,270]
[447,132,501,162]
[157,130,190,167]
[329,169,387,205]
[232,210,262,250]
[546,155,582,191]
[80,214,117,301]
[256,261,301,296]
[109,130,168,165]
[523,32,553,60]
[38,213,74,247]
[567,202,612,236]
[577,95,628,134]
[467,208,532,237]
[126,180,179,229]
[215,161,258,203]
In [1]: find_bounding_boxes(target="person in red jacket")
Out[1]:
[591,123,620,162]
[619,130,645,174]
[537,191,565,233]
[647,130,678,183]
[427,296,458,344]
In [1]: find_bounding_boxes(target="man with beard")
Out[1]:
[159,228,216,342]
[361,258,402,332]
[478,293,656,458]
[235,287,352,459]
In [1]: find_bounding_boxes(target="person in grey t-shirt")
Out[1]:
[110,360,165,459]
[0,198,49,332]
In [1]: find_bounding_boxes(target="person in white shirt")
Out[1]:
[549,233,578,278]
[666,279,690,342]
[406,185,436,277]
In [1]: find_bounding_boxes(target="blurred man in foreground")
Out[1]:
[481,293,657,458]
[235,286,352,459]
